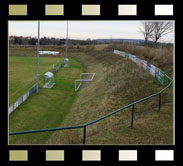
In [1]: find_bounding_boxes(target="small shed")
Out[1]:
[43,72,55,88]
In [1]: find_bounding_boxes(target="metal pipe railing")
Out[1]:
[9,75,173,145]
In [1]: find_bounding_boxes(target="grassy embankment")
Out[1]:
[47,44,173,144]
[9,44,173,144]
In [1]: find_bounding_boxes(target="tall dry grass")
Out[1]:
[105,44,173,76]
[46,46,173,144]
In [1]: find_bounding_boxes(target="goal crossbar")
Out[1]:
[75,73,95,91]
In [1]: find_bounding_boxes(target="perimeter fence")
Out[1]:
[9,62,63,115]
[9,51,173,144]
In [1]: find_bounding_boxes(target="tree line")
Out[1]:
[9,37,96,46]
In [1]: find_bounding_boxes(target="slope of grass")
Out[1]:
[105,43,173,76]
[9,45,173,144]
[47,50,173,144]
[9,58,83,144]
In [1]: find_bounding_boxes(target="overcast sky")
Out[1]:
[9,21,174,43]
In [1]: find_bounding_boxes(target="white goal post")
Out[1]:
[75,73,95,91]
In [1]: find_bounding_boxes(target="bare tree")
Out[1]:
[151,21,173,45]
[140,21,155,45]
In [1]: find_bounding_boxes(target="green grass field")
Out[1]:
[9,56,64,104]
[9,55,83,144]
[9,45,173,144]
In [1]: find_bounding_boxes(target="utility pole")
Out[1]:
[64,21,69,67]
[36,21,40,92]
[66,21,68,59]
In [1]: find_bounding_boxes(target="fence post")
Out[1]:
[158,93,161,112]
[83,126,86,144]
[131,104,135,129]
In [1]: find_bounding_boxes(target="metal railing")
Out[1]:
[9,74,173,144]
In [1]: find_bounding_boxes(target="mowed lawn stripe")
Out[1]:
[9,58,83,144]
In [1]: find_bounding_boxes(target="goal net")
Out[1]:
[75,73,95,91]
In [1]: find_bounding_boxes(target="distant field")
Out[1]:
[9,45,173,144]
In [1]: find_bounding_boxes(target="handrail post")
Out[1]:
[131,104,135,129]
[83,126,86,144]
[168,79,171,89]
[158,93,161,112]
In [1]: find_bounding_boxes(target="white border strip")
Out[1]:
[155,150,174,161]
[155,5,173,16]
[82,150,101,161]
[119,150,138,161]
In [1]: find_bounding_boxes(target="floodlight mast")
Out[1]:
[36,21,40,93]
[66,21,68,59]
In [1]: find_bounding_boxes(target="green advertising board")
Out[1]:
[158,70,165,85]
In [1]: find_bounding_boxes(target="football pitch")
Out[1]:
[9,55,83,144]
